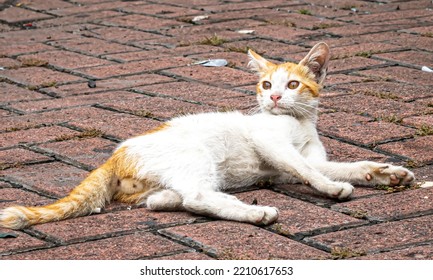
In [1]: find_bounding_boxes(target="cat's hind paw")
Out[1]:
[327,182,354,200]
[248,206,279,225]
[366,164,415,186]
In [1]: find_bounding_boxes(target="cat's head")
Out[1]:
[248,42,330,119]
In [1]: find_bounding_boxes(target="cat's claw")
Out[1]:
[366,164,415,186]
[249,206,279,225]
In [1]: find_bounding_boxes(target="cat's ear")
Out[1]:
[299,42,330,85]
[248,49,275,74]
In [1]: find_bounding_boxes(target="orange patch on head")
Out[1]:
[283,63,320,97]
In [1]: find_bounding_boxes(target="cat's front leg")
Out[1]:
[312,161,415,187]
[251,137,354,200]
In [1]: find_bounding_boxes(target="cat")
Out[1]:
[0,42,415,229]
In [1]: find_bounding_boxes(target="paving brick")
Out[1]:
[320,136,392,163]
[377,136,433,164]
[413,165,433,182]
[0,184,54,208]
[18,50,113,70]
[105,45,222,62]
[317,112,417,146]
[336,81,433,101]
[0,67,83,88]
[258,11,343,31]
[328,56,386,73]
[155,252,214,260]
[120,3,202,18]
[0,126,82,148]
[38,137,117,169]
[320,93,429,120]
[358,66,433,86]
[0,57,22,69]
[135,81,254,109]
[0,6,53,23]
[3,232,186,260]
[0,148,52,168]
[1,106,145,133]
[0,109,14,117]
[1,162,88,197]
[402,26,433,36]
[332,188,433,222]
[33,208,199,244]
[356,244,433,260]
[189,51,254,70]
[104,95,215,120]
[340,9,433,24]
[0,230,49,256]
[23,0,75,10]
[202,0,302,12]
[307,215,433,254]
[0,43,56,56]
[275,183,385,204]
[253,25,319,42]
[374,50,433,68]
[161,23,251,44]
[40,74,174,97]
[0,82,47,103]
[0,0,432,262]
[78,26,167,45]
[403,115,433,129]
[76,56,193,79]
[0,26,79,45]
[325,74,365,85]
[35,11,124,28]
[50,37,141,57]
[48,1,145,16]
[223,39,308,61]
[283,3,355,18]
[235,190,364,237]
[67,107,162,140]
[96,14,182,31]
[330,42,404,59]
[9,91,143,113]
[324,19,419,36]
[164,65,257,87]
[160,221,329,259]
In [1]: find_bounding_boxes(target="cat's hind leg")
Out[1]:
[181,191,278,225]
[146,189,184,211]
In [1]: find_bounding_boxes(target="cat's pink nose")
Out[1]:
[270,95,282,102]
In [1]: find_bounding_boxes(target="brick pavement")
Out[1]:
[0,0,433,260]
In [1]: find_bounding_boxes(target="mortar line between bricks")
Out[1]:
[157,69,257,89]
[157,226,219,259]
[317,131,416,158]
[0,177,59,200]
[92,103,168,122]
[57,122,123,143]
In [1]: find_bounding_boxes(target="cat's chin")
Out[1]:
[264,106,292,116]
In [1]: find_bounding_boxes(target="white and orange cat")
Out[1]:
[0,42,415,229]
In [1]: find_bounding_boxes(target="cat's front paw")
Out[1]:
[248,206,279,225]
[365,164,415,186]
[326,182,354,200]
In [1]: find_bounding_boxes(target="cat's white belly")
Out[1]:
[121,111,315,191]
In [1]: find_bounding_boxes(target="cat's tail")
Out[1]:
[0,160,116,230]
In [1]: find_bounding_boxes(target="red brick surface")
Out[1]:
[1,0,432,261]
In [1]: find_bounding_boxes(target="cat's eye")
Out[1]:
[288,81,300,89]
[262,81,272,90]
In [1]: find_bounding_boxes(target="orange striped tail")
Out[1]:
[0,162,114,229]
